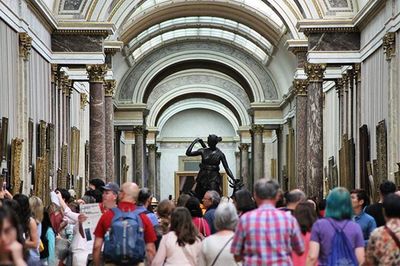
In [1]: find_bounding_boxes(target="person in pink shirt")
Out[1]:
[292,201,317,265]
[185,197,211,238]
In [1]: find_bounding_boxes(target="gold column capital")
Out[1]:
[86,64,107,83]
[354,64,361,82]
[19,32,32,61]
[51,64,58,83]
[80,93,88,109]
[293,79,309,96]
[147,144,158,152]
[383,32,396,60]
[251,124,264,134]
[239,143,250,151]
[105,79,116,97]
[133,125,146,135]
[335,78,344,96]
[304,63,326,82]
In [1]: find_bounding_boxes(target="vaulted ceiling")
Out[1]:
[46,0,365,128]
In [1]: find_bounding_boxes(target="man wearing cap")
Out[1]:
[100,182,118,213]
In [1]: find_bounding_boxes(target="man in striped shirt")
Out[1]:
[231,179,304,266]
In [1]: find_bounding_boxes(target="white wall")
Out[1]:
[158,108,237,200]
[0,19,18,137]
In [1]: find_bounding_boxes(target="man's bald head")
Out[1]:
[119,182,139,203]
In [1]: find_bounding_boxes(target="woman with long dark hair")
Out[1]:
[185,197,210,238]
[13,194,40,265]
[152,207,202,265]
[40,210,56,266]
[0,207,27,266]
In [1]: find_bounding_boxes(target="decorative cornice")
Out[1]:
[86,64,107,83]
[80,93,88,109]
[19,33,32,61]
[293,79,309,96]
[304,63,326,82]
[251,124,264,134]
[105,80,116,97]
[383,32,396,60]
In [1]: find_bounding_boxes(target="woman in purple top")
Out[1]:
[306,187,365,266]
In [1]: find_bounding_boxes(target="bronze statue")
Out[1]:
[186,134,242,200]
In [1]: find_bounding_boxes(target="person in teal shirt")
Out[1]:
[40,211,56,266]
[351,189,377,246]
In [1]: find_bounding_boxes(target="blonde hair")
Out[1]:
[29,196,44,223]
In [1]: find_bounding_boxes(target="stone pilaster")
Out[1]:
[252,125,264,180]
[293,79,308,192]
[156,151,161,200]
[18,33,32,194]
[87,64,107,180]
[147,144,157,192]
[342,73,349,136]
[104,80,116,182]
[239,143,250,189]
[383,32,399,180]
[133,125,146,186]
[304,63,326,200]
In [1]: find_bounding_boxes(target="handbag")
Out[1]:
[210,236,234,266]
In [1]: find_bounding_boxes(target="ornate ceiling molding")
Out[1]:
[154,98,241,131]
[117,41,278,104]
[118,1,284,47]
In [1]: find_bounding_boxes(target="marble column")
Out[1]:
[239,143,250,189]
[252,125,264,180]
[293,79,308,192]
[104,80,116,182]
[18,33,32,194]
[156,151,161,200]
[335,78,344,145]
[354,64,361,187]
[133,125,145,187]
[304,63,326,200]
[87,64,107,180]
[147,144,157,192]
[342,73,349,137]
[383,32,399,180]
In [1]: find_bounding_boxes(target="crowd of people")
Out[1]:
[0,177,399,266]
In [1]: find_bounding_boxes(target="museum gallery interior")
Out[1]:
[0,0,399,202]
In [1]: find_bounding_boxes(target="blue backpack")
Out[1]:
[327,219,358,266]
[104,208,146,265]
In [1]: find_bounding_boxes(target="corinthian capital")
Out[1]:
[105,80,116,97]
[335,79,344,96]
[293,79,308,96]
[19,33,32,61]
[86,64,107,83]
[304,63,326,82]
[251,124,264,134]
[383,32,396,60]
[133,125,146,135]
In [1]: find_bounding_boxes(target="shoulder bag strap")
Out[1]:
[385,225,400,249]
[210,235,234,266]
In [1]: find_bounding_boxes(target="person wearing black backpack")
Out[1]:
[306,187,365,266]
[92,182,157,266]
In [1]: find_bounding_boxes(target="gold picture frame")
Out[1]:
[174,171,228,200]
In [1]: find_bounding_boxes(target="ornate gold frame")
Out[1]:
[174,171,228,200]
[11,138,23,195]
